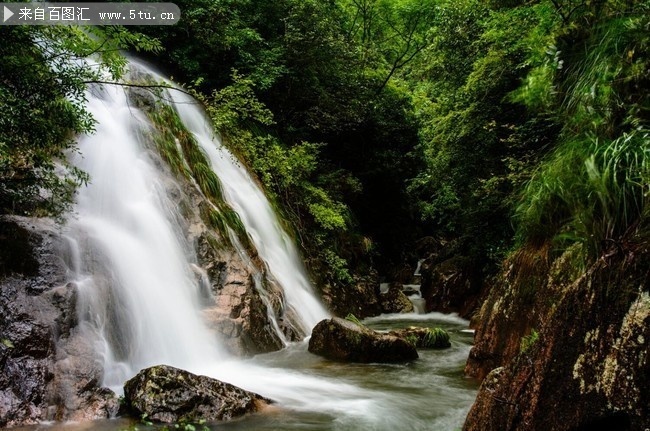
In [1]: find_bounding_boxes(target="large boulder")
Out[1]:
[308,317,418,363]
[123,365,271,423]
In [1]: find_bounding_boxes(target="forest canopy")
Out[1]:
[1,0,648,286]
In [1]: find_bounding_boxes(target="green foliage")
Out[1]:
[200,71,358,286]
[404,0,552,268]
[404,334,419,346]
[519,328,539,355]
[133,0,650,296]
[515,0,650,258]
[517,131,650,256]
[0,26,160,217]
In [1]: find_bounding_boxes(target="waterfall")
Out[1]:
[66,61,328,391]
[68,83,226,390]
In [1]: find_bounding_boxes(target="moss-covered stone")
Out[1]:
[308,317,418,363]
[123,365,271,424]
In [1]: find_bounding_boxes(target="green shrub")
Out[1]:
[423,328,451,348]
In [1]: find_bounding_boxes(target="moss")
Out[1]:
[519,328,539,355]
[145,102,252,250]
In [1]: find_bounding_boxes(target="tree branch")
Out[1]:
[82,80,197,99]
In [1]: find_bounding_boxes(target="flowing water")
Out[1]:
[17,313,477,431]
[43,63,477,431]
[166,87,329,335]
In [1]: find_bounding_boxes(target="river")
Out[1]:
[14,312,477,431]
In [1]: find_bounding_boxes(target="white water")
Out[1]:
[166,88,329,335]
[68,84,227,389]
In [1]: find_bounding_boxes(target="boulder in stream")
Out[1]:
[379,283,415,314]
[123,365,271,423]
[308,317,418,363]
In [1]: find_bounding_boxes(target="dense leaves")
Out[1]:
[4,0,648,288]
[0,25,160,216]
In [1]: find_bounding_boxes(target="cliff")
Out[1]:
[464,236,650,430]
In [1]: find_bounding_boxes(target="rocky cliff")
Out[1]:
[0,217,119,427]
[463,237,650,430]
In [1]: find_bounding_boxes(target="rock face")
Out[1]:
[123,365,270,423]
[0,217,119,428]
[419,255,482,318]
[463,241,650,431]
[321,272,416,318]
[308,317,418,363]
[196,230,287,355]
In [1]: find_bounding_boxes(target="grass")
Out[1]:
[423,328,450,348]
[344,313,363,326]
[515,7,650,260]
[516,129,650,259]
[146,102,252,249]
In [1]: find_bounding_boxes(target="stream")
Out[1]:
[14,313,477,431]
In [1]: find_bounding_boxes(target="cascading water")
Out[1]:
[66,63,369,409]
[67,83,227,390]
[166,88,329,335]
[62,62,477,431]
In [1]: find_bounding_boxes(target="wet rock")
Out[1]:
[420,255,482,318]
[389,327,451,349]
[379,283,414,314]
[321,271,382,319]
[124,365,271,423]
[463,241,650,431]
[0,216,117,427]
[198,232,286,355]
[308,317,418,363]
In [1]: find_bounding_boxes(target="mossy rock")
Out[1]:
[308,317,418,363]
[123,365,271,423]
[389,327,451,349]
